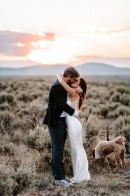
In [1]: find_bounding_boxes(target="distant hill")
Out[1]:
[0,62,130,76]
[77,63,130,75]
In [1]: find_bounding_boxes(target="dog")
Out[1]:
[93,135,126,172]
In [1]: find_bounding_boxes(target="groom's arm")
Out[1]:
[52,83,78,116]
[73,110,78,117]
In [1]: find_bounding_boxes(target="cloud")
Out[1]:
[71,26,130,38]
[104,27,130,35]
[0,30,56,56]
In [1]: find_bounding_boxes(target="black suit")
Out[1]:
[43,79,75,180]
[43,79,75,128]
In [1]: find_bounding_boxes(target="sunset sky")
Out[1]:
[0,0,130,68]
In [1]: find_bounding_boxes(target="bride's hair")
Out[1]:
[79,78,87,110]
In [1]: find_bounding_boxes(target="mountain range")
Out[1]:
[0,62,130,76]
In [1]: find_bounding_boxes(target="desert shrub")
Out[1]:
[10,80,21,91]
[109,89,115,96]
[0,143,14,155]
[17,107,30,116]
[103,93,110,101]
[0,111,14,134]
[14,167,32,193]
[0,167,17,196]
[0,166,33,195]
[0,93,6,104]
[13,81,29,92]
[0,93,14,104]
[6,94,14,103]
[87,90,100,99]
[0,81,8,90]
[0,103,10,111]
[112,115,130,130]
[25,112,42,129]
[120,94,130,106]
[100,106,109,118]
[108,102,121,111]
[39,82,51,91]
[110,91,120,102]
[116,86,130,94]
[12,116,31,132]
[83,115,101,149]
[37,152,51,172]
[91,106,101,116]
[27,126,50,151]
[43,94,49,103]
[114,105,130,118]
[111,115,130,153]
[121,125,130,154]
[16,106,44,130]
[80,108,90,120]
[29,102,45,118]
[29,90,43,100]
[6,86,13,93]
[17,92,33,102]
[11,130,25,144]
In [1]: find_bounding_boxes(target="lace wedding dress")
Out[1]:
[66,96,90,183]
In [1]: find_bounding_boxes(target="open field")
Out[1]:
[0,76,130,196]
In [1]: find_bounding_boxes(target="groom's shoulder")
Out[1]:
[52,79,60,87]
[50,80,60,90]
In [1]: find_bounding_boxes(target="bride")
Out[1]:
[57,73,90,183]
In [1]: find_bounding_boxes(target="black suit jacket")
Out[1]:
[43,79,75,128]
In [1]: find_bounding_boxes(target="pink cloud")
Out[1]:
[0,30,56,56]
[104,27,130,35]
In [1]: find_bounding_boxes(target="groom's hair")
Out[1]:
[63,66,80,78]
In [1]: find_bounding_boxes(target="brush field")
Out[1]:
[0,76,130,196]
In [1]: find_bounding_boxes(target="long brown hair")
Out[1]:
[79,78,87,110]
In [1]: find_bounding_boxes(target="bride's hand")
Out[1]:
[57,73,64,83]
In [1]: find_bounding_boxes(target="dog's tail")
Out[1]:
[106,127,110,141]
[106,120,114,141]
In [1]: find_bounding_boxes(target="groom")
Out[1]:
[43,66,80,187]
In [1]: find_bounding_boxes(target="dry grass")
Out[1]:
[0,77,130,196]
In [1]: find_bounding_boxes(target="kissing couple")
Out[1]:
[43,66,90,187]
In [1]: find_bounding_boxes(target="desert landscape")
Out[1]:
[0,75,130,196]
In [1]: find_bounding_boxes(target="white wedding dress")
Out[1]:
[66,95,90,183]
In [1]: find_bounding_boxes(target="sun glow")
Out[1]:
[27,36,81,64]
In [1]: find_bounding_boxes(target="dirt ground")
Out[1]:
[17,157,130,196]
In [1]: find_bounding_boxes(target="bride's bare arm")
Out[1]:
[57,73,77,97]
